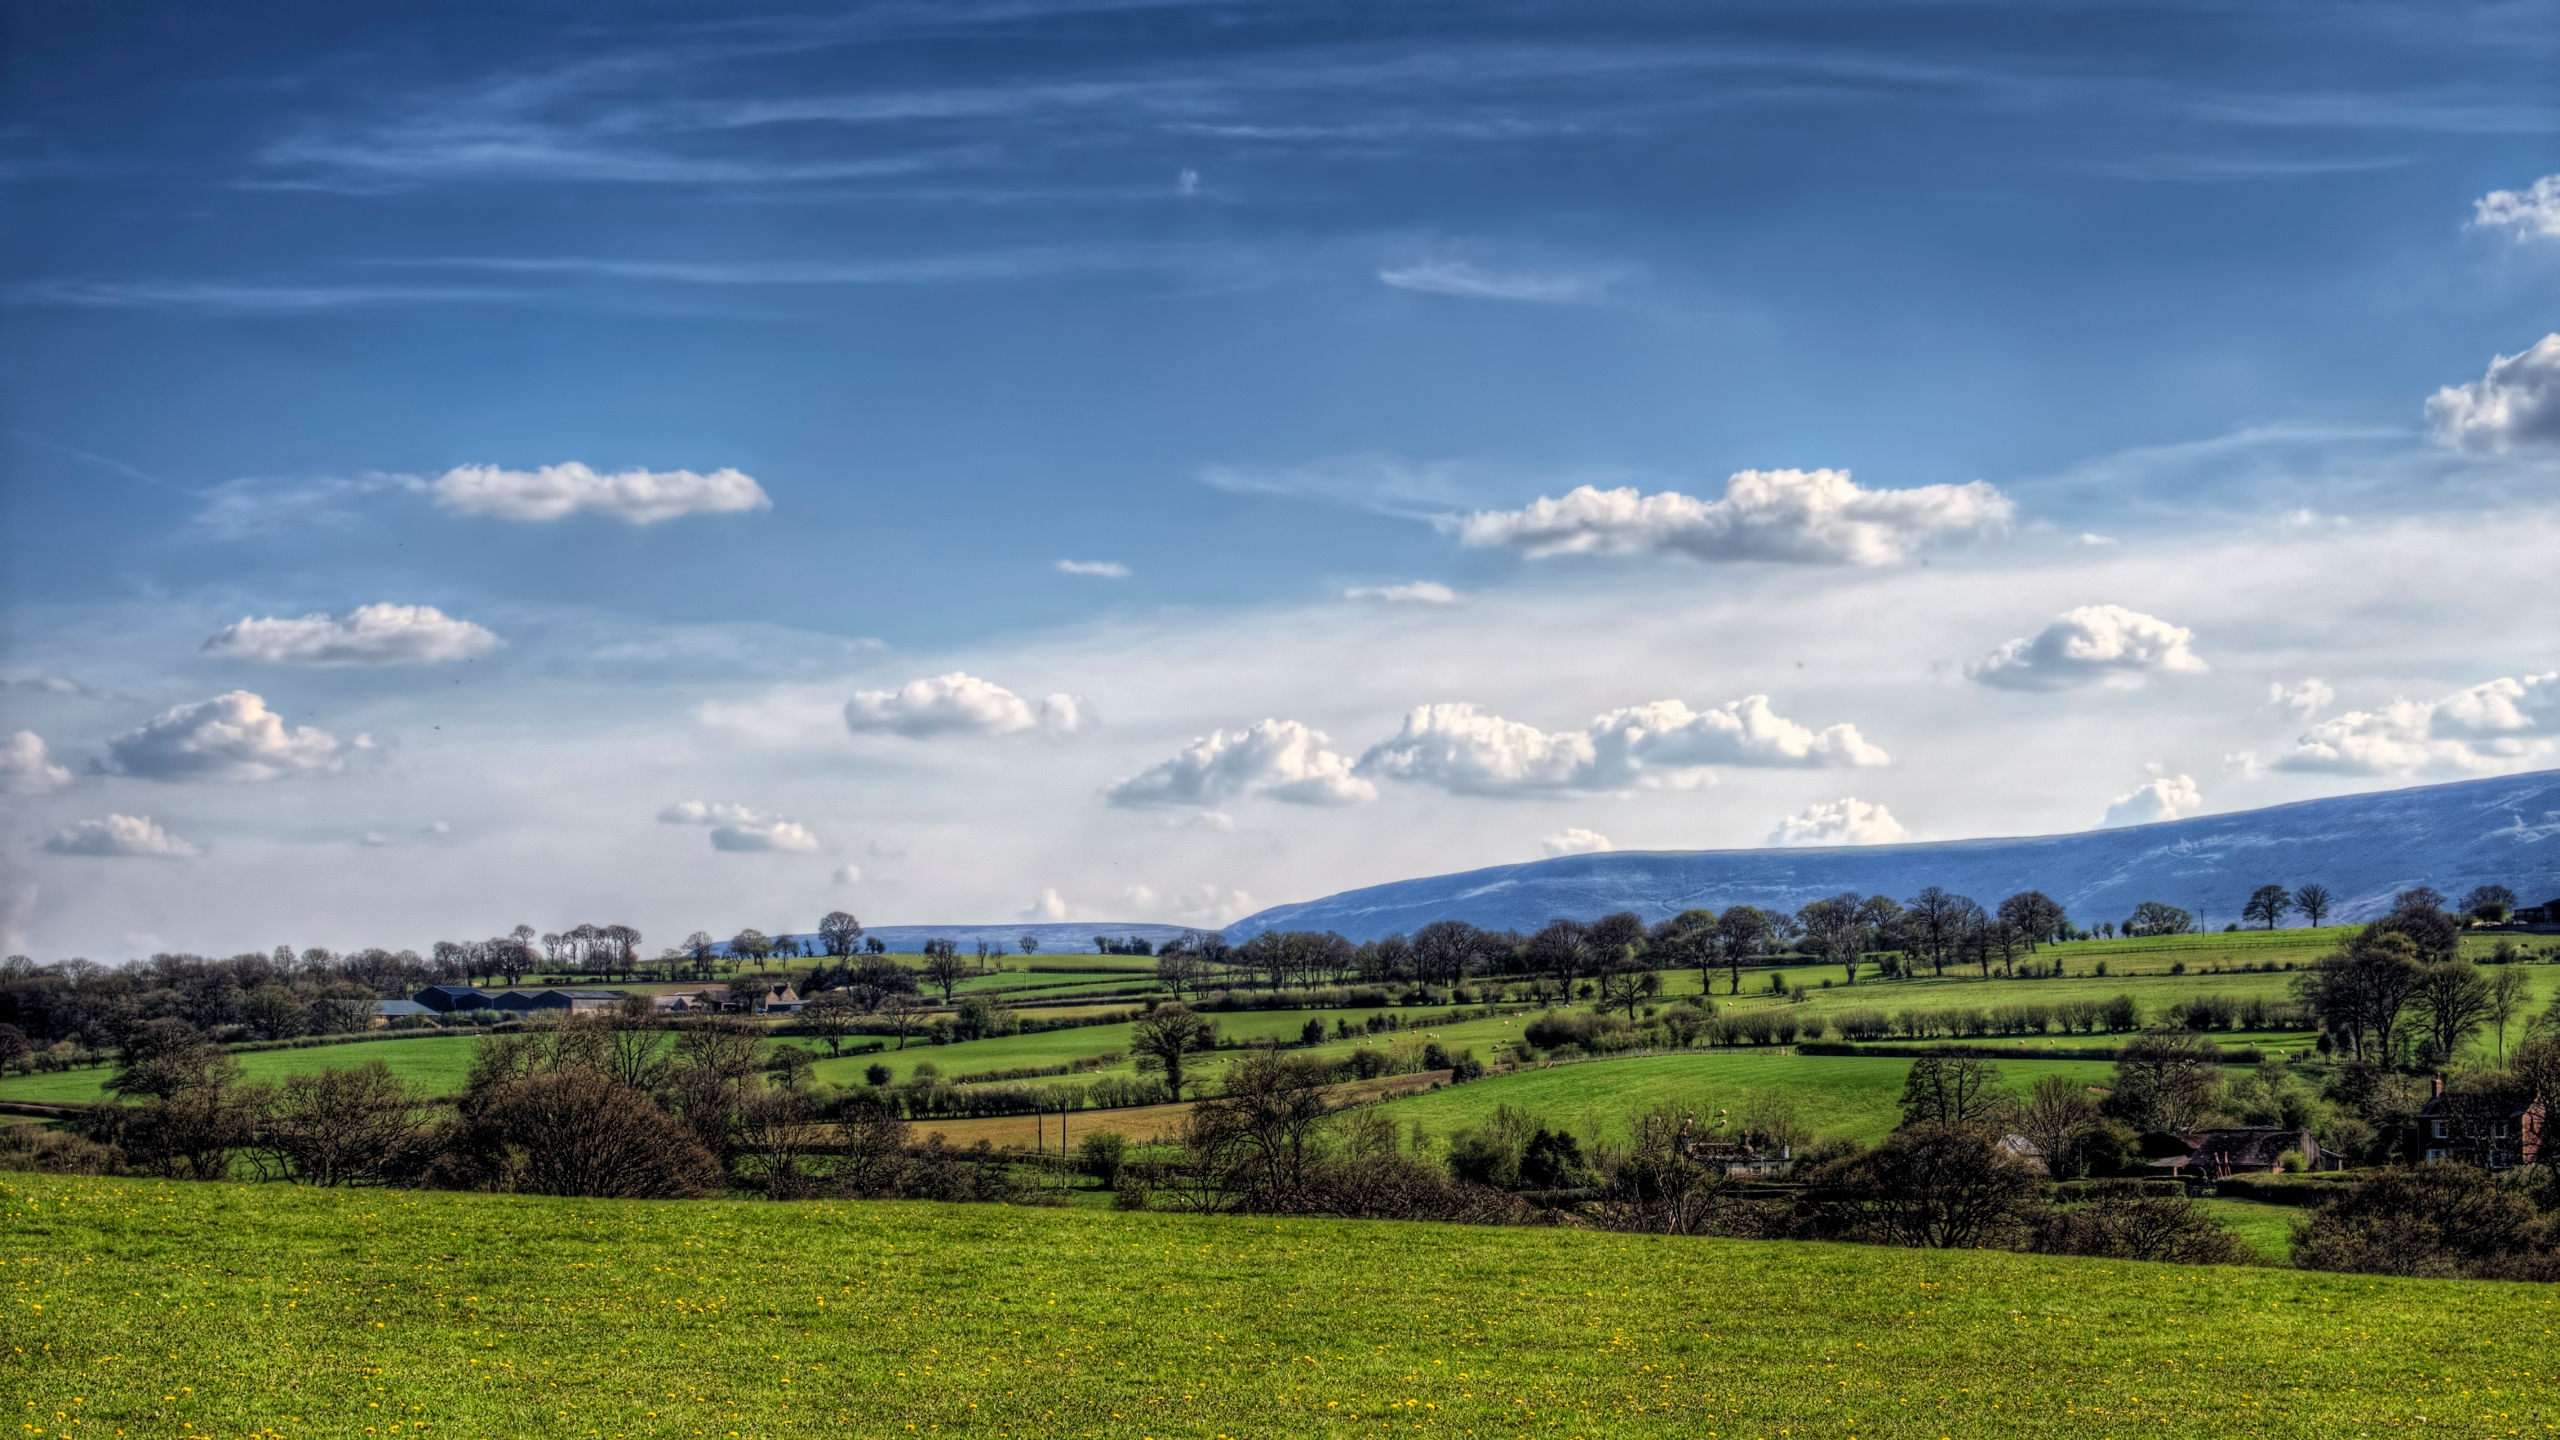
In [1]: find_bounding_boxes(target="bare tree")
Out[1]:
[920,940,970,1003]
[817,911,865,958]
[1019,933,1040,956]
[2487,965,2533,1065]
[2013,1074,2103,1180]
[2293,883,2334,928]
[253,1061,431,1186]
[1898,1054,2009,1127]
[2243,884,2294,930]
[2411,961,2493,1064]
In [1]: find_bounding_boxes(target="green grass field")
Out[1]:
[4,1173,2555,1438]
[1363,1050,2121,1147]
[0,1034,486,1106]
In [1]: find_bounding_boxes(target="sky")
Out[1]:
[3,0,2558,960]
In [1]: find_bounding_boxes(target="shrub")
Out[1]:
[2292,1165,2558,1280]
[1077,1130,1129,1187]
[2029,1183,2252,1264]
[864,1062,892,1087]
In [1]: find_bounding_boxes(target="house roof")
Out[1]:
[374,1000,433,1016]
[2145,1127,2314,1170]
[2419,1087,2544,1121]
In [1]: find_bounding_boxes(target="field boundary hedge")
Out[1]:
[1797,1040,2268,1064]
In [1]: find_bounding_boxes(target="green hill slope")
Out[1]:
[5,1173,2553,1437]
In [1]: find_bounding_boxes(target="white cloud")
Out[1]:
[1177,168,1200,196]
[361,831,393,847]
[1105,719,1375,809]
[1056,559,1130,578]
[1123,882,1254,925]
[2102,772,2203,827]
[430,462,771,524]
[2427,335,2560,453]
[1457,469,2012,567]
[1026,887,1070,921]
[2474,174,2560,240]
[866,839,908,858]
[1540,827,1613,857]
[107,690,343,782]
[1967,605,2208,691]
[844,672,1086,738]
[1169,810,1238,832]
[1377,261,1603,304]
[2266,678,2334,720]
[200,603,501,666]
[2280,672,2560,776]
[1356,694,1885,797]
[1767,797,1909,847]
[1345,581,1458,605]
[1,731,73,794]
[45,813,201,859]
[832,863,863,885]
[657,800,819,853]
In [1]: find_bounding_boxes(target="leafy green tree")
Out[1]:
[2101,1031,2222,1133]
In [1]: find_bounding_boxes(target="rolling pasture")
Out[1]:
[5,1174,2555,1439]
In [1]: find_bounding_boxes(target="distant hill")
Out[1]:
[1225,769,2560,942]
[759,922,1199,956]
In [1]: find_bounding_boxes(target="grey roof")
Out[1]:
[375,999,433,1016]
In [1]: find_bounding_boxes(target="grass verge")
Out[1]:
[5,1173,2556,1438]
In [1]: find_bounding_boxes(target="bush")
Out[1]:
[1077,1130,1129,1187]
[2291,1165,2558,1280]
[2029,1183,2253,1264]
[864,1062,892,1087]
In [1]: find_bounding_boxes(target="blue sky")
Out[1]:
[4,1,2557,957]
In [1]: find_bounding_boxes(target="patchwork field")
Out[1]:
[5,1173,2556,1438]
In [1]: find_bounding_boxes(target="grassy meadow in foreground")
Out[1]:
[5,1173,2557,1439]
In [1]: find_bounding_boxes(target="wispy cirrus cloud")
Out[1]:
[1377,260,1605,303]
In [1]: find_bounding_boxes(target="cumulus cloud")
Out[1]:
[1768,797,1909,847]
[430,462,771,523]
[1967,605,2208,691]
[107,691,343,782]
[2427,335,2560,453]
[1,731,73,794]
[1356,694,1885,797]
[1056,559,1130,578]
[2267,678,2335,720]
[45,813,201,858]
[199,603,500,666]
[2474,174,2560,240]
[832,863,863,885]
[2102,772,2203,828]
[1344,581,1458,605]
[1025,887,1070,921]
[657,800,819,853]
[1105,720,1375,809]
[1123,883,1255,925]
[1377,261,1603,304]
[844,673,1086,738]
[1457,469,2013,567]
[2280,672,2560,776]
[1540,827,1613,857]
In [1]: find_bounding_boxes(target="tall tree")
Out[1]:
[2486,965,2533,1065]
[1902,888,1963,976]
[2410,961,2493,1064]
[2292,930,2425,1062]
[1714,906,1774,994]
[919,939,970,1003]
[1995,891,2066,949]
[2102,1031,2222,1133]
[2461,884,2518,923]
[1128,1004,1217,1100]
[2292,882,2334,928]
[817,911,865,958]
[1899,1054,2008,1127]
[2242,884,2294,930]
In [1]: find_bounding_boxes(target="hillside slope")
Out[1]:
[1229,769,2560,940]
